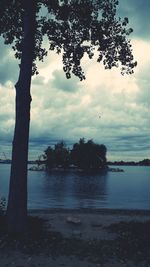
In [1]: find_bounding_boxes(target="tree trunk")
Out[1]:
[7,1,36,234]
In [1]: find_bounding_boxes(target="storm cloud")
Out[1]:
[0,1,150,161]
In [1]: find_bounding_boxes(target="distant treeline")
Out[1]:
[40,138,107,170]
[108,159,150,166]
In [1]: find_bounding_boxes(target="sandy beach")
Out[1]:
[0,209,150,267]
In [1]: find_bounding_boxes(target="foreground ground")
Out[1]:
[0,209,150,267]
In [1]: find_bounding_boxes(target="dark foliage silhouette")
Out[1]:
[71,138,107,169]
[44,139,107,170]
[45,141,70,169]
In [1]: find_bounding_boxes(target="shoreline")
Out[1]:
[28,207,150,216]
[1,208,150,266]
[28,208,150,242]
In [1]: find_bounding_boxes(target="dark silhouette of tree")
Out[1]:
[0,0,137,233]
[139,159,150,166]
[45,141,70,169]
[44,146,55,169]
[71,139,107,169]
[54,141,70,168]
[44,139,107,170]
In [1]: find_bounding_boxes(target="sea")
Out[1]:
[0,164,150,210]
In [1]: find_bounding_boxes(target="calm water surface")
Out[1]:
[0,164,150,210]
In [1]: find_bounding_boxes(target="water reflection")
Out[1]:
[72,171,108,209]
[73,172,107,198]
[43,171,70,202]
[33,169,108,209]
[1,165,150,210]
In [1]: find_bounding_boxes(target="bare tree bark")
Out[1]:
[7,0,36,233]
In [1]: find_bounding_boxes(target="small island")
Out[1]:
[31,138,108,172]
[29,138,150,172]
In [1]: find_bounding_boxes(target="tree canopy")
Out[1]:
[0,0,137,233]
[44,139,107,170]
[71,138,107,169]
[0,0,137,80]
[44,141,70,169]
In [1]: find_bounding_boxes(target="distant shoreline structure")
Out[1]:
[0,159,150,166]
[0,159,11,164]
[0,159,35,164]
[108,158,150,166]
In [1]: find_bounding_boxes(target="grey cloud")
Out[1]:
[24,74,150,161]
[0,120,14,145]
[28,136,73,160]
[109,134,150,153]
[0,131,13,142]
[51,70,80,93]
[119,0,150,40]
[32,75,45,86]
[0,113,11,121]
[135,68,150,108]
[0,40,19,85]
[91,133,149,161]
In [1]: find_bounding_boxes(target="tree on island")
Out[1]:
[44,139,107,170]
[71,138,107,169]
[45,141,70,169]
[0,0,137,233]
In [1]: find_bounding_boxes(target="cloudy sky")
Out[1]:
[0,0,150,161]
